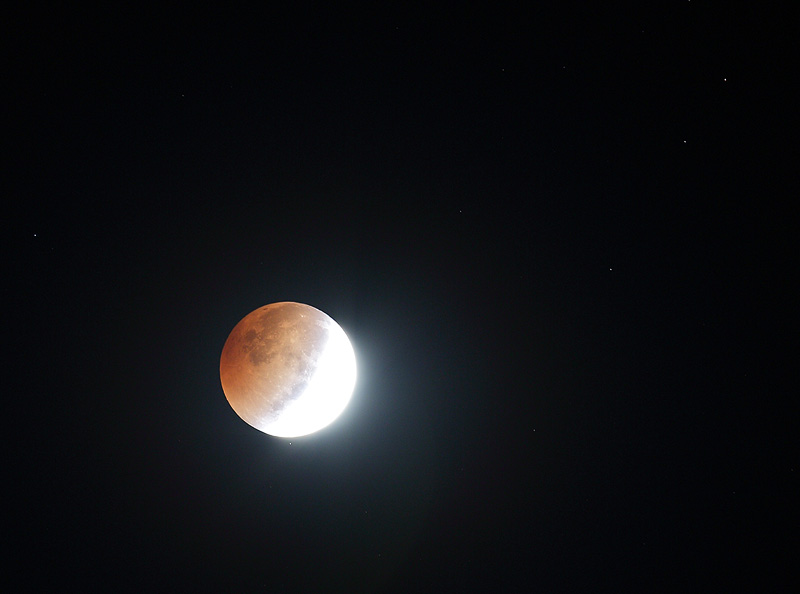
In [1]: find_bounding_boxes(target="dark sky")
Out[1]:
[7,4,797,592]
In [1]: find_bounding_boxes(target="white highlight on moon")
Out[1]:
[265,318,357,437]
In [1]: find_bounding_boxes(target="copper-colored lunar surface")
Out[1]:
[220,302,356,437]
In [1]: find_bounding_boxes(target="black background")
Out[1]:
[6,4,797,592]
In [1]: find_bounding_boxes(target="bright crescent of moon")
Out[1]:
[220,302,357,438]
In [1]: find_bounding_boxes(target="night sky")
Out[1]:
[7,4,797,592]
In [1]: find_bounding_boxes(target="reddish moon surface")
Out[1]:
[219,302,357,437]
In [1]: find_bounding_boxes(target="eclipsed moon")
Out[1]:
[220,302,357,438]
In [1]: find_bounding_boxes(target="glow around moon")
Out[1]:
[220,302,356,438]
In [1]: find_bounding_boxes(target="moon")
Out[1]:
[220,302,357,438]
